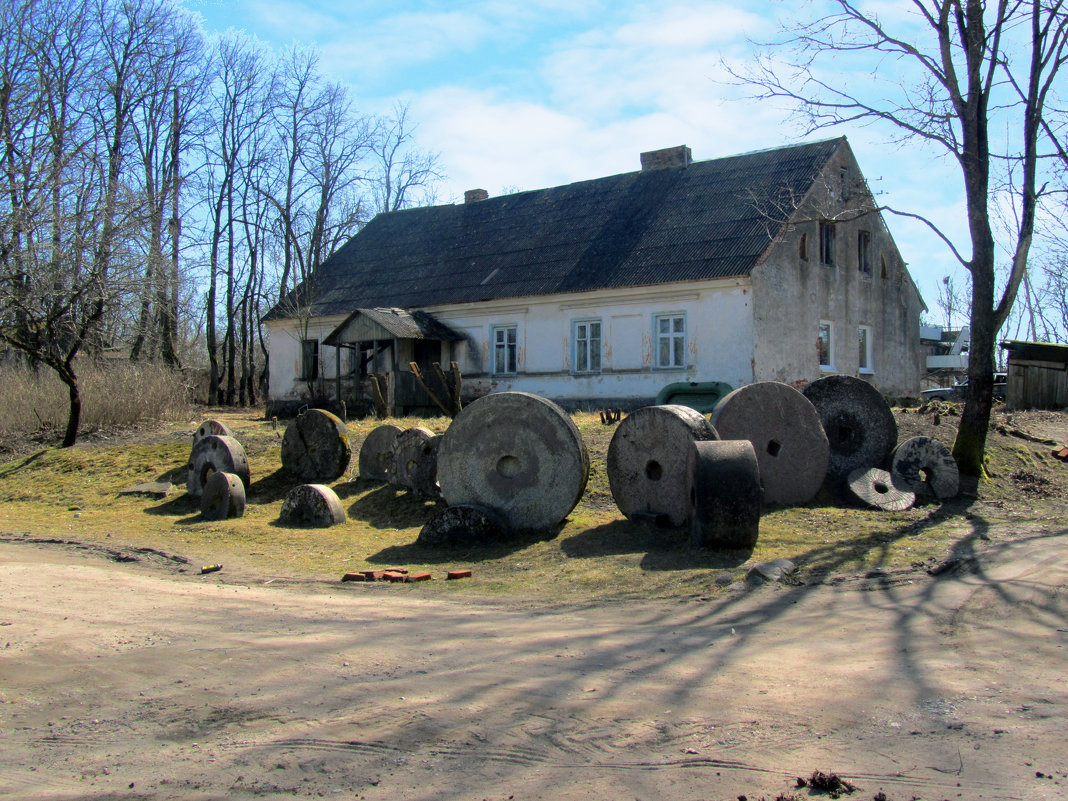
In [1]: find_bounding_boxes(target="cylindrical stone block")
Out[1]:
[417,504,510,547]
[358,424,402,482]
[437,392,589,534]
[280,408,351,482]
[279,483,347,527]
[710,381,829,506]
[194,419,234,442]
[606,405,719,527]
[890,436,959,500]
[200,471,246,520]
[687,439,762,549]
[847,467,915,511]
[391,427,436,492]
[803,375,897,488]
[187,435,250,499]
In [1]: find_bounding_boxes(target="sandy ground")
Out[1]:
[1,531,1066,801]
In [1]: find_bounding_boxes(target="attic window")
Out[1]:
[819,221,836,267]
[799,233,808,261]
[881,255,889,279]
[858,230,872,275]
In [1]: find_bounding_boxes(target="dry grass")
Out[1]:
[0,404,1065,602]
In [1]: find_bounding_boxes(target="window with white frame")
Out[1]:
[572,319,602,373]
[492,325,517,375]
[818,321,834,370]
[858,325,873,372]
[655,313,686,368]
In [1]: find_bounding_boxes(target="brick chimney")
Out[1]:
[640,145,692,171]
[464,188,489,203]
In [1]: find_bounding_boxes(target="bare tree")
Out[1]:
[370,101,444,214]
[734,1,1068,475]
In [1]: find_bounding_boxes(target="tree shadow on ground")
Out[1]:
[246,468,297,504]
[561,519,754,571]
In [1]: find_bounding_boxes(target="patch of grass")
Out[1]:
[0,406,1065,601]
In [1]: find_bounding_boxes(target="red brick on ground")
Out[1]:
[404,572,432,583]
[446,570,472,580]
[341,573,366,582]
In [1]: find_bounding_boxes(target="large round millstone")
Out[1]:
[803,375,897,488]
[710,381,829,506]
[358,424,402,482]
[417,504,510,547]
[280,408,351,482]
[186,435,250,499]
[891,436,959,500]
[392,427,438,495]
[194,419,234,442]
[606,404,718,527]
[847,467,915,511]
[200,471,246,521]
[279,483,347,527]
[436,392,589,534]
[686,439,762,549]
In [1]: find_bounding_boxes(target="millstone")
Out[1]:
[280,408,351,482]
[803,375,897,488]
[392,427,438,495]
[279,484,346,527]
[847,467,915,511]
[358,424,402,482]
[194,419,234,442]
[417,504,510,547]
[606,405,718,527]
[200,471,246,521]
[710,381,829,505]
[891,436,959,500]
[186,435,250,499]
[436,392,589,534]
[687,439,762,549]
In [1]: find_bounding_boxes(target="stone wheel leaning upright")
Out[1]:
[436,392,589,534]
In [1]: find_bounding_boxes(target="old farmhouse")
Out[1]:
[263,137,926,416]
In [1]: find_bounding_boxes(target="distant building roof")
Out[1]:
[1001,340,1068,364]
[264,137,847,321]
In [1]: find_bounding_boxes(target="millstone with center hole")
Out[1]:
[200,471,246,521]
[186,435,250,499]
[803,375,897,488]
[280,408,351,482]
[606,405,718,527]
[194,419,233,442]
[710,381,829,505]
[847,466,915,511]
[391,427,438,494]
[436,392,589,534]
[358,424,403,482]
[891,436,959,500]
[279,484,346,527]
[687,439,762,549]
[417,504,510,547]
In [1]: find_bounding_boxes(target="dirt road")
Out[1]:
[1,530,1066,801]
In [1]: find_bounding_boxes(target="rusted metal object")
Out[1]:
[200,471,246,520]
[803,375,897,489]
[187,435,250,499]
[890,436,959,500]
[279,483,347,527]
[436,392,589,534]
[711,381,829,506]
[281,408,351,482]
[607,404,718,527]
[358,424,402,482]
[846,467,915,511]
[687,439,762,549]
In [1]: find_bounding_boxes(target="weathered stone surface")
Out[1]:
[746,557,797,585]
[687,439,762,549]
[846,467,915,511]
[358,424,402,482]
[281,409,351,482]
[803,375,897,488]
[194,419,234,442]
[279,483,346,527]
[607,405,718,527]
[200,471,246,521]
[417,504,510,547]
[186,435,250,499]
[437,392,589,534]
[392,427,441,497]
[891,436,959,500]
[710,381,829,505]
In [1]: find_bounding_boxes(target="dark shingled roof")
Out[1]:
[265,137,845,321]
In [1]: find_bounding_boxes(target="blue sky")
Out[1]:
[184,0,974,316]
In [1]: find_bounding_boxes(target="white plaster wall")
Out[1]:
[265,315,347,402]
